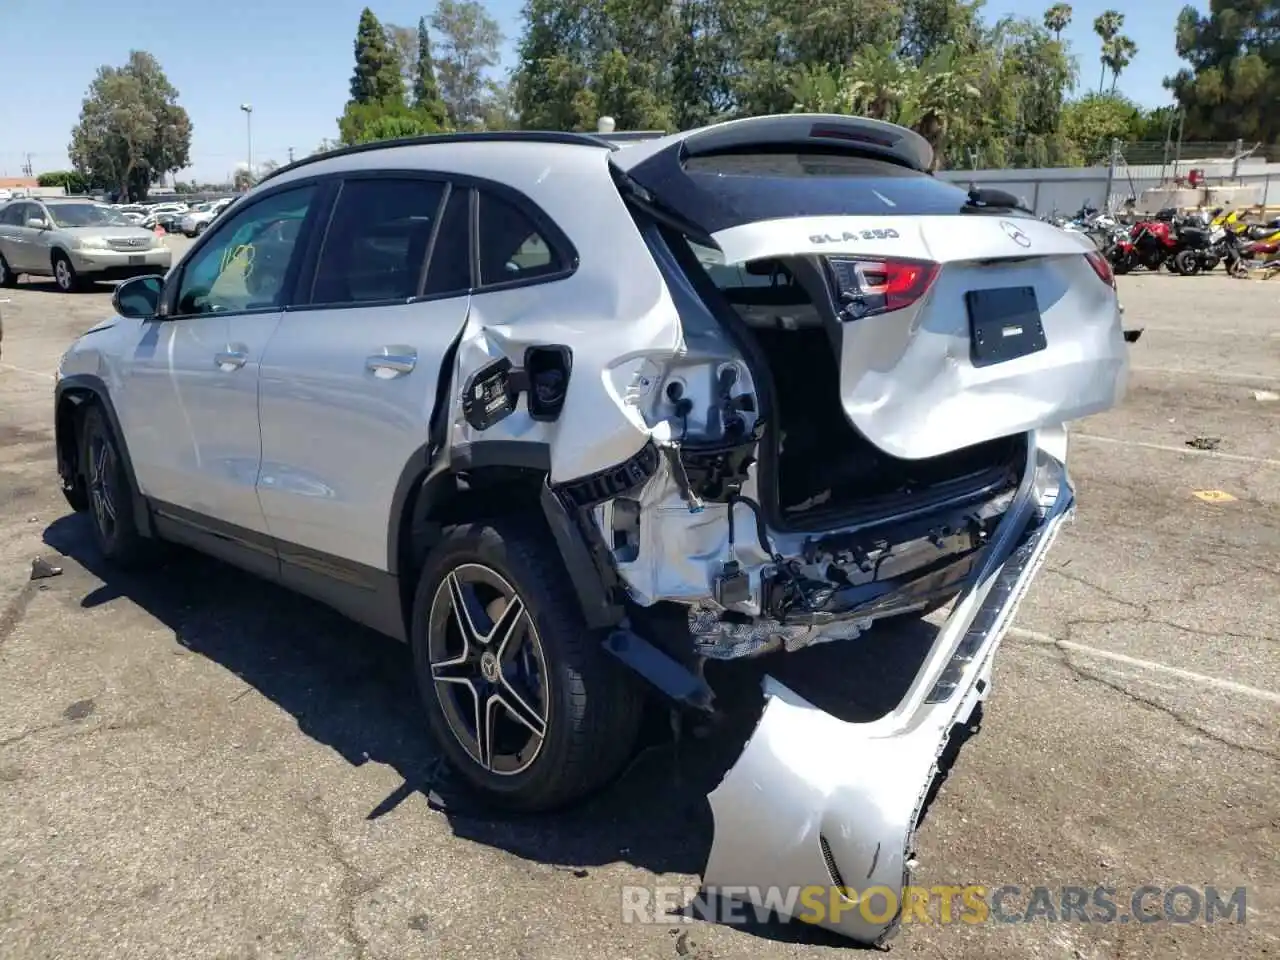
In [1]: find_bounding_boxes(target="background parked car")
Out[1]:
[178,198,235,237]
[0,197,172,292]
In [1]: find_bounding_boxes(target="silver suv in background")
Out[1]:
[0,198,172,292]
[52,117,1127,946]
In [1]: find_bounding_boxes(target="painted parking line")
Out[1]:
[0,362,55,381]
[1072,432,1280,468]
[1130,365,1280,384]
[1010,627,1280,705]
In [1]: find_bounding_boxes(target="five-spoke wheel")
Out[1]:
[411,518,643,811]
[428,564,549,776]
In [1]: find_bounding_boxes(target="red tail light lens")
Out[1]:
[828,257,940,320]
[1084,250,1115,288]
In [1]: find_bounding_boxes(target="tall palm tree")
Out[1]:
[1043,3,1073,43]
[1092,10,1124,93]
[1103,35,1138,93]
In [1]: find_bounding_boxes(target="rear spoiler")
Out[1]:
[610,114,934,174]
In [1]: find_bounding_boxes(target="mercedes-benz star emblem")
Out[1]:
[1000,220,1032,248]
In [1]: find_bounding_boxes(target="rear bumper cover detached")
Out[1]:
[703,447,1074,946]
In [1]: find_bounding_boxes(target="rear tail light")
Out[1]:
[827,257,940,320]
[1084,250,1115,288]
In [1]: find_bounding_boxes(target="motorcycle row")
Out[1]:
[1048,205,1280,279]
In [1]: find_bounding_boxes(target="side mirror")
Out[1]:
[113,275,165,320]
[25,218,48,230]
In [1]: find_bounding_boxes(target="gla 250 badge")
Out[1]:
[809,228,901,244]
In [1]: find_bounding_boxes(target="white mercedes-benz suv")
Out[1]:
[53,115,1127,945]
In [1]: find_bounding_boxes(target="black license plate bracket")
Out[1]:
[128,255,145,265]
[966,286,1046,368]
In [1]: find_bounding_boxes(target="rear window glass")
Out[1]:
[674,150,972,231]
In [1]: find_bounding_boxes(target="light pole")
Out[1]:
[239,103,253,188]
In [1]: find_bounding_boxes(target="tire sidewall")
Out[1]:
[54,254,77,292]
[80,407,133,559]
[0,253,12,286]
[410,524,593,806]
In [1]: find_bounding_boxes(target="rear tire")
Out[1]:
[410,516,643,812]
[79,405,153,567]
[0,253,17,287]
[1202,255,1221,272]
[1174,249,1201,276]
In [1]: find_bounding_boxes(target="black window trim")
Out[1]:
[160,176,338,322]
[283,168,579,314]
[158,167,580,322]
[294,171,454,313]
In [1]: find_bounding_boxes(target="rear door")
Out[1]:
[614,115,1129,460]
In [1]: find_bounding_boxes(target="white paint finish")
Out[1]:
[256,297,470,569]
[114,312,281,533]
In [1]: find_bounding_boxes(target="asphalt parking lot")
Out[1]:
[1,239,1277,959]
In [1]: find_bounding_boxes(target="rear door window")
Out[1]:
[311,178,447,305]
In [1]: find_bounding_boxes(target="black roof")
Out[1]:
[256,130,622,187]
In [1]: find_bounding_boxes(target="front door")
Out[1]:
[256,176,473,587]
[114,183,321,575]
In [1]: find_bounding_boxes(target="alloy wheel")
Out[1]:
[427,563,549,775]
[87,432,118,541]
[55,259,73,291]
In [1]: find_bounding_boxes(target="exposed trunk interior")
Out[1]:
[709,256,1026,528]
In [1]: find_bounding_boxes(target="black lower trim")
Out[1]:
[450,440,552,473]
[149,499,406,642]
[539,483,623,629]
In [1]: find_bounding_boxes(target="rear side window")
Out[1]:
[476,191,564,287]
[312,178,446,305]
[650,150,973,234]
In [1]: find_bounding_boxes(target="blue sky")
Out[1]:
[0,0,1208,182]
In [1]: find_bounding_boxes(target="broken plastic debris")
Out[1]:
[1185,436,1221,451]
[30,557,63,580]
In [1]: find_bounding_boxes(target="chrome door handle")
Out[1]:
[214,349,248,370]
[366,352,417,376]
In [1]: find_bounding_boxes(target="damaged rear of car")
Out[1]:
[540,116,1124,943]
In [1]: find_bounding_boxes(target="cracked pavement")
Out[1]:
[1,252,1277,958]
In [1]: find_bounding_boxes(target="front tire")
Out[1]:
[1174,249,1201,276]
[79,405,152,566]
[0,253,17,287]
[410,516,642,812]
[52,252,82,293]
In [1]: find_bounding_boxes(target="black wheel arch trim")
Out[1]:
[55,373,154,537]
[387,438,624,630]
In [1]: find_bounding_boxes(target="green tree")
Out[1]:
[513,0,677,131]
[350,8,405,105]
[338,99,443,145]
[431,0,504,128]
[68,51,192,201]
[414,16,450,125]
[1166,0,1280,144]
[1091,9,1123,92]
[1060,92,1141,163]
[385,23,419,95]
[37,170,90,193]
[1043,2,1072,42]
[1102,34,1138,93]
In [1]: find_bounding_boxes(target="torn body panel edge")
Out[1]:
[702,444,1074,946]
